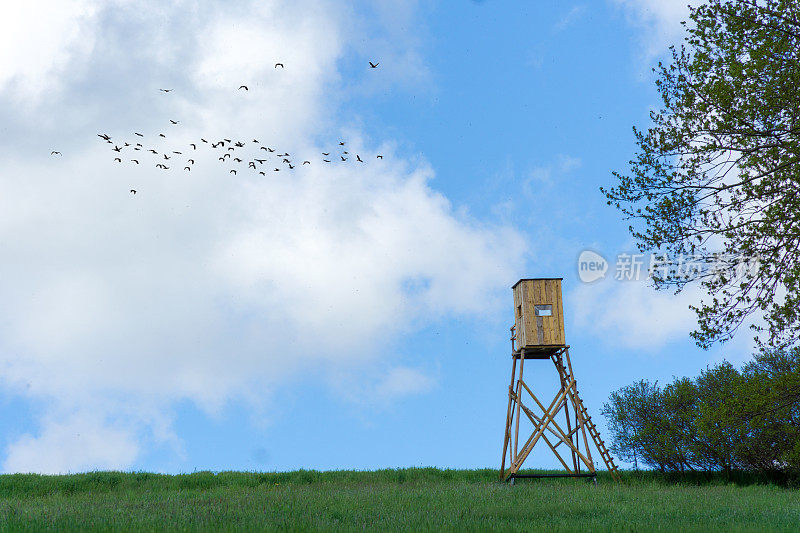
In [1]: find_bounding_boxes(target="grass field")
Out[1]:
[1,468,798,531]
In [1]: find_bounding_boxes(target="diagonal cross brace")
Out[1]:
[510,377,575,473]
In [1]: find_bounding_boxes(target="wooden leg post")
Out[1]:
[500,354,517,479]
[500,342,621,483]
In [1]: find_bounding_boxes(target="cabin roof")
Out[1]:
[512,278,563,289]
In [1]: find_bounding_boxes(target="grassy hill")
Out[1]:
[1,468,798,531]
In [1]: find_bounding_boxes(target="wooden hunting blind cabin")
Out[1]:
[512,278,565,358]
[501,278,621,483]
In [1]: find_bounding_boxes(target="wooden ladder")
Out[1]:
[570,390,621,481]
[551,348,621,482]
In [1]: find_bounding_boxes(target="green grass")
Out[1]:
[0,468,798,531]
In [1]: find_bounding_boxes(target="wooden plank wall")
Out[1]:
[513,283,524,347]
[513,279,565,347]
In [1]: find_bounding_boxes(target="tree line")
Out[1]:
[602,348,800,475]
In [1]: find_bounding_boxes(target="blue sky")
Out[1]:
[0,0,752,474]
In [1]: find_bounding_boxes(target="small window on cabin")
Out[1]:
[517,305,522,319]
[534,305,552,317]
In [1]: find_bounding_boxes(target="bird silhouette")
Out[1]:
[303,161,310,165]
[98,134,111,141]
[173,151,182,155]
[134,147,141,151]
[170,120,179,124]
[356,155,363,162]
[164,155,170,160]
[228,147,235,152]
[239,85,248,91]
[188,159,195,164]
[219,157,225,162]
[136,143,142,147]
[185,166,191,171]
[282,158,290,163]
[113,146,122,152]
[156,163,165,168]
[235,142,244,148]
[234,157,242,162]
[339,141,345,146]
[341,156,347,161]
[274,168,280,171]
[131,160,139,164]
[130,189,137,194]
[249,162,256,169]
[224,139,232,143]
[114,158,122,162]
[323,159,331,162]
[201,138,208,143]
[159,89,172,92]
[51,151,61,156]
[230,170,237,174]
[149,149,158,154]
[124,142,130,146]
[259,171,265,176]
[135,132,144,137]
[343,151,348,154]
[190,144,196,150]
[369,61,379,68]
[322,152,330,156]
[255,158,266,164]
[159,133,166,138]
[252,139,259,143]
[377,155,383,159]
[275,63,284,68]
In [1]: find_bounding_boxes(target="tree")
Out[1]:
[661,378,700,472]
[692,362,746,473]
[602,0,800,352]
[602,380,651,470]
[603,352,800,475]
[602,380,693,472]
[735,347,800,472]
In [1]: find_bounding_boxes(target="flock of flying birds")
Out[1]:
[52,61,384,195]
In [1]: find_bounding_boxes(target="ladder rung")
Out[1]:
[550,358,621,480]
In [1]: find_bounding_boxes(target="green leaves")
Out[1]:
[605,0,800,351]
[603,348,800,474]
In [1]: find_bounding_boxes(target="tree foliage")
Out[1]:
[602,348,800,474]
[602,0,800,351]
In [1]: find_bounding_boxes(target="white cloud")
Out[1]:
[0,1,99,102]
[609,0,698,61]
[570,278,700,351]
[556,154,582,173]
[324,362,437,410]
[0,0,525,472]
[524,154,582,190]
[555,5,587,32]
[4,412,139,474]
[570,276,765,368]
[374,366,435,400]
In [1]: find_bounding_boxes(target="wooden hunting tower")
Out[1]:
[512,278,565,358]
[501,278,620,483]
